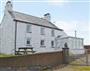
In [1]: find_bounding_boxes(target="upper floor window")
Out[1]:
[41,27,45,35]
[51,29,55,36]
[51,41,54,48]
[26,38,31,46]
[26,24,32,33]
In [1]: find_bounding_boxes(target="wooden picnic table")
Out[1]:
[16,47,35,55]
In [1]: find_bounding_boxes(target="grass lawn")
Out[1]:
[69,56,90,71]
[72,66,90,71]
[53,65,90,71]
[0,54,15,57]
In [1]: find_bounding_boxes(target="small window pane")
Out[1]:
[26,24,31,33]
[40,40,45,46]
[26,38,31,46]
[51,29,55,36]
[51,41,54,47]
[41,27,45,35]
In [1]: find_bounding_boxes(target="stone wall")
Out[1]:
[0,51,63,71]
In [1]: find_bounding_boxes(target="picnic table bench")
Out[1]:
[16,47,35,55]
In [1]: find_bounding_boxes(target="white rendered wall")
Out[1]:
[0,11,15,54]
[16,22,67,53]
[57,37,84,54]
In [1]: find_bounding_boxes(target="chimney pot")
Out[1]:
[44,13,51,21]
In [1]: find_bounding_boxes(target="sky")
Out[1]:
[0,0,90,45]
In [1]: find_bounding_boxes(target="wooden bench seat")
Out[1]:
[15,47,35,55]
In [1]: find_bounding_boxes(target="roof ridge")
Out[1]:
[14,11,43,20]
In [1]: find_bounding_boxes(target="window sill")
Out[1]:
[27,32,32,33]
[26,45,32,46]
[51,47,55,48]
[40,46,46,48]
[41,34,45,35]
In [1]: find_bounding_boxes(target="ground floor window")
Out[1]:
[40,40,45,47]
[26,38,31,46]
[51,41,54,48]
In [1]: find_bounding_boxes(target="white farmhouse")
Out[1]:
[0,1,84,55]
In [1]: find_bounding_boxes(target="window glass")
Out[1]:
[26,24,31,33]
[40,40,45,46]
[51,41,54,47]
[51,29,55,36]
[26,38,31,46]
[41,27,45,35]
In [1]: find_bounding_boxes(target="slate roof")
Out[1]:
[11,11,63,31]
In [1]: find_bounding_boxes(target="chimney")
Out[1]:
[5,1,15,18]
[44,13,51,21]
[5,1,13,12]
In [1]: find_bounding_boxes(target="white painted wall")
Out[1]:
[0,11,15,54]
[16,22,67,53]
[57,37,84,54]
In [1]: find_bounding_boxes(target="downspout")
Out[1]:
[14,20,17,55]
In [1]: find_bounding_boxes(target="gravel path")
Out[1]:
[53,65,74,71]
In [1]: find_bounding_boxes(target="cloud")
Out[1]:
[55,20,89,34]
[47,0,68,6]
[55,21,75,33]
[54,20,90,45]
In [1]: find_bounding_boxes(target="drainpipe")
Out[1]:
[14,20,17,55]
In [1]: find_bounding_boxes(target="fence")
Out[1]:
[69,49,90,66]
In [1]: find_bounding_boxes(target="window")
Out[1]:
[51,29,55,36]
[41,27,45,35]
[51,41,54,48]
[26,24,32,33]
[26,38,31,46]
[40,40,45,46]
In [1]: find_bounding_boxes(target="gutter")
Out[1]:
[13,19,63,31]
